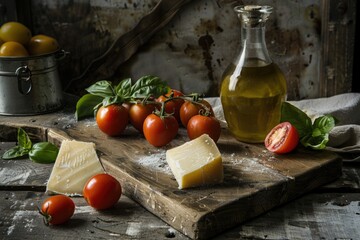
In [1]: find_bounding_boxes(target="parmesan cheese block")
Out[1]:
[46,140,104,196]
[166,134,223,189]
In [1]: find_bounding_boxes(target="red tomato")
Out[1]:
[157,89,184,123]
[96,104,129,136]
[180,100,214,127]
[83,173,122,210]
[40,195,75,225]
[122,102,132,111]
[264,122,299,154]
[129,103,157,133]
[143,113,179,147]
[187,115,221,142]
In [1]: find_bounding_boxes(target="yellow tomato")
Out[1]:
[0,41,29,57]
[0,22,32,45]
[28,34,59,55]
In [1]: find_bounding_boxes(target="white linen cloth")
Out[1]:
[290,93,360,161]
[208,93,360,162]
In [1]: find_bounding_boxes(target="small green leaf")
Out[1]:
[2,145,29,159]
[18,128,32,150]
[102,95,123,107]
[2,128,31,159]
[130,76,169,99]
[299,115,336,150]
[300,133,329,150]
[75,94,103,120]
[311,128,322,137]
[85,80,115,97]
[281,102,313,138]
[29,142,59,164]
[313,115,337,134]
[115,78,132,98]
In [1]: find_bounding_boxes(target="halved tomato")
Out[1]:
[264,122,299,154]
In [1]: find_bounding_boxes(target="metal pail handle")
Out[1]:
[15,65,32,95]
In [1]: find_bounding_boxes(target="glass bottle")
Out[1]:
[220,5,287,143]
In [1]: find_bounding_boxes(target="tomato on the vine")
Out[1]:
[40,195,75,225]
[264,122,299,154]
[157,89,184,123]
[187,115,221,142]
[143,113,179,147]
[83,173,122,210]
[180,100,214,127]
[129,103,157,133]
[96,104,129,136]
[122,102,132,111]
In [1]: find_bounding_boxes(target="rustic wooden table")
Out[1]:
[0,103,359,240]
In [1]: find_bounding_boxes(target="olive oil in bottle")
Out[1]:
[220,6,287,143]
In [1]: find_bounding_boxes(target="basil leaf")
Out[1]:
[2,128,31,159]
[86,80,115,97]
[281,102,312,138]
[2,145,29,159]
[300,115,337,150]
[75,94,103,120]
[130,76,169,99]
[280,102,337,150]
[29,142,59,164]
[115,78,132,98]
[300,133,329,150]
[75,75,169,122]
[18,128,32,150]
[102,95,123,107]
[313,115,337,135]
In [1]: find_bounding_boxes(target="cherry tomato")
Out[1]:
[40,195,75,225]
[143,113,179,147]
[264,122,299,154]
[129,103,156,133]
[157,89,184,123]
[83,173,122,210]
[122,102,132,111]
[96,104,129,136]
[187,115,221,142]
[180,100,214,127]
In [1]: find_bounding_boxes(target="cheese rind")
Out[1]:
[166,134,223,189]
[46,140,104,196]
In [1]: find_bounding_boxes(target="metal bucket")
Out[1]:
[0,50,66,115]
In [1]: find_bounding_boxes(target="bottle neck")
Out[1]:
[241,24,272,66]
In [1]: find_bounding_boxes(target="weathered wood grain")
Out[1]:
[0,107,343,239]
[0,142,52,191]
[1,191,359,239]
[0,191,188,240]
[217,193,360,240]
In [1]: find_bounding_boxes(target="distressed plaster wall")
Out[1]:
[23,0,356,100]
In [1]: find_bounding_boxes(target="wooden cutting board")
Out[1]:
[0,112,342,239]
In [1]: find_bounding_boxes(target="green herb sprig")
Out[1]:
[2,128,59,163]
[281,102,338,150]
[75,76,169,120]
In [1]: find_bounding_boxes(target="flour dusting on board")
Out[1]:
[136,150,171,174]
[0,167,31,185]
[7,210,37,236]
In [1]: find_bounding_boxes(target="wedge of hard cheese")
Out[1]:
[166,134,223,189]
[46,140,104,196]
